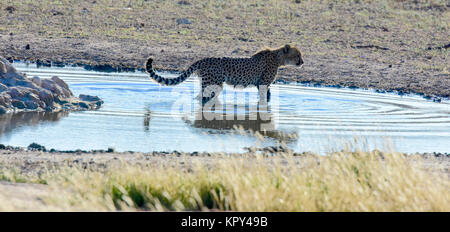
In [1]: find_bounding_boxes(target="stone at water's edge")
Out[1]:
[0,56,103,114]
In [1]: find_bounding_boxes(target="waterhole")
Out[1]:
[0,63,448,154]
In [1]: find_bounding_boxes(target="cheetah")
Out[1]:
[145,44,303,104]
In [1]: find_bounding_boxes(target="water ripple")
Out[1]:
[0,62,447,153]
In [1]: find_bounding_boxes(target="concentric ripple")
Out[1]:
[0,62,448,154]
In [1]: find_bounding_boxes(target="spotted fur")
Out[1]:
[145,44,303,103]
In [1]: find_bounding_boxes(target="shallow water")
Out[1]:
[0,62,448,154]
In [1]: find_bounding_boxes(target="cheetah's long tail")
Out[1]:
[145,58,196,86]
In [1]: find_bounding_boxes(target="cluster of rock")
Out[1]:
[0,56,103,114]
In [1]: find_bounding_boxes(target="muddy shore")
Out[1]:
[0,1,448,99]
[1,144,448,174]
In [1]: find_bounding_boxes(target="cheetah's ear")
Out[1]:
[283,44,291,54]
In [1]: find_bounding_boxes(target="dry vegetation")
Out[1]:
[0,0,448,97]
[0,150,449,211]
[0,0,448,212]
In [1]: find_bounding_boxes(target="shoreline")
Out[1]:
[1,143,448,158]
[10,59,448,102]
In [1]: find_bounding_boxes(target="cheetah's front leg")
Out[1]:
[257,85,271,103]
[257,69,277,104]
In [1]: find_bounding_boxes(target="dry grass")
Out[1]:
[1,150,448,211]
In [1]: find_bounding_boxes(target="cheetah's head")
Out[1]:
[279,44,303,67]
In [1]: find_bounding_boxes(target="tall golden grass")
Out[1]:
[29,151,448,212]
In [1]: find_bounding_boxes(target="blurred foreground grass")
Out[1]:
[1,150,448,211]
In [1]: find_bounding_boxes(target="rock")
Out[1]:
[25,92,40,102]
[31,76,41,86]
[61,88,72,98]
[24,93,40,109]
[0,105,8,114]
[0,56,103,114]
[54,96,69,105]
[1,71,25,81]
[5,6,16,14]
[0,57,18,74]
[0,94,11,107]
[79,94,103,109]
[41,79,58,92]
[11,99,26,109]
[38,89,54,106]
[62,103,72,109]
[78,102,89,109]
[50,9,64,16]
[51,76,71,94]
[25,100,39,109]
[41,79,71,97]
[36,60,51,68]
[38,101,46,109]
[79,94,101,102]
[1,77,16,86]
[7,87,26,99]
[432,97,441,103]
[0,83,7,92]
[16,80,39,89]
[176,18,192,25]
[27,143,46,151]
[178,0,191,5]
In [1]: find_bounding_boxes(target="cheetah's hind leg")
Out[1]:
[200,84,223,105]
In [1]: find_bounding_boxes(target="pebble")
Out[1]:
[176,18,192,25]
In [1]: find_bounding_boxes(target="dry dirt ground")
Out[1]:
[0,0,448,99]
